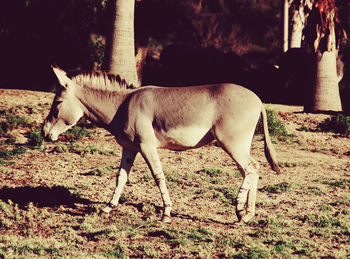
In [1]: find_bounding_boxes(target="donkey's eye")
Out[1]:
[53,100,63,106]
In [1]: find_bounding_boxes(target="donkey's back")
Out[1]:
[111,83,263,152]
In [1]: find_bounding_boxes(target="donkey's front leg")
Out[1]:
[140,143,172,223]
[102,148,137,214]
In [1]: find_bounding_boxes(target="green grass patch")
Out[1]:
[60,119,95,142]
[0,112,29,136]
[313,216,342,228]
[279,161,309,168]
[273,239,296,257]
[296,213,348,235]
[321,179,350,189]
[187,227,213,242]
[0,149,13,159]
[256,109,296,145]
[197,168,241,185]
[306,186,325,195]
[261,182,291,194]
[214,186,238,205]
[0,147,27,161]
[27,127,44,148]
[11,147,27,155]
[198,168,223,177]
[63,125,90,142]
[52,144,118,156]
[233,247,269,258]
[0,109,44,149]
[220,237,246,249]
[73,144,117,156]
[265,109,288,137]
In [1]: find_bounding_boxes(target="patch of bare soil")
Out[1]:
[0,89,349,258]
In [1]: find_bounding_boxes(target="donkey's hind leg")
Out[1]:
[235,155,260,222]
[216,135,260,222]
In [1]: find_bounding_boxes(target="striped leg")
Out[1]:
[235,157,260,223]
[140,143,172,222]
[102,148,137,214]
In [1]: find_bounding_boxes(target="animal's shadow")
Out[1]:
[0,185,91,208]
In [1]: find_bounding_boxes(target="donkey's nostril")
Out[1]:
[44,135,51,142]
[46,133,57,142]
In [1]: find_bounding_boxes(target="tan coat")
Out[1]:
[43,67,280,223]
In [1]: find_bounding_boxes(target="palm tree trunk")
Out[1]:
[289,26,303,48]
[305,0,344,112]
[312,49,342,111]
[289,4,304,48]
[104,0,139,87]
[289,0,314,48]
[135,46,148,86]
[283,0,289,52]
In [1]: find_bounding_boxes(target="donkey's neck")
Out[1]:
[75,86,129,126]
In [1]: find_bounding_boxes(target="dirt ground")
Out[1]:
[0,89,349,258]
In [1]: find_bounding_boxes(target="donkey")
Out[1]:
[43,67,281,223]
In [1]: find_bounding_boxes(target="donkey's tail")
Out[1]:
[261,106,281,174]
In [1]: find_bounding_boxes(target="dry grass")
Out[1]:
[0,89,349,258]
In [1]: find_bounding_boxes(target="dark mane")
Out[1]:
[67,70,136,91]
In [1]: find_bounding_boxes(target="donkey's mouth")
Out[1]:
[42,129,58,142]
[42,121,60,142]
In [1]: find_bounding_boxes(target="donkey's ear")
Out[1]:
[52,66,72,88]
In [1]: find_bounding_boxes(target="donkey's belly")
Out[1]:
[155,126,215,150]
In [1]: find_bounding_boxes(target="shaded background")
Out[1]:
[1,0,350,105]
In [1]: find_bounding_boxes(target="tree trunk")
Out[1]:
[312,49,342,111]
[305,0,344,112]
[289,4,305,48]
[135,46,148,86]
[283,0,289,52]
[104,0,139,87]
[289,0,314,48]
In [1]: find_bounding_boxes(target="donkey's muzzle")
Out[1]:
[41,122,57,142]
[43,132,58,142]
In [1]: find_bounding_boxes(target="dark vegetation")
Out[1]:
[1,0,350,110]
[1,0,283,89]
[318,113,350,135]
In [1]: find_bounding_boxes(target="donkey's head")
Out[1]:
[43,67,84,141]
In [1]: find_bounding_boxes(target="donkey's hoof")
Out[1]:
[102,207,112,214]
[236,209,244,222]
[99,209,110,217]
[236,209,255,223]
[241,213,254,223]
[161,215,171,223]
[100,205,116,215]
[237,211,254,223]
